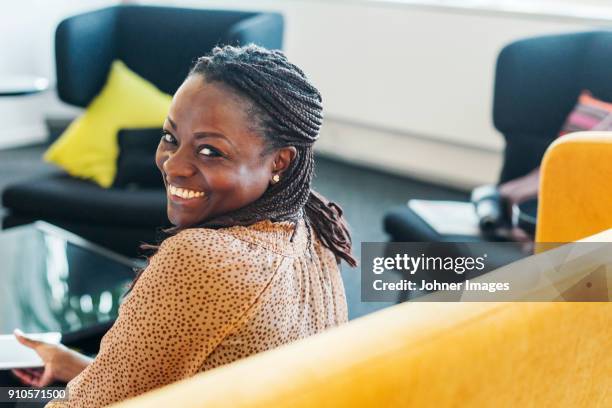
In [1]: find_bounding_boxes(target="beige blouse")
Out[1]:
[48,219,347,407]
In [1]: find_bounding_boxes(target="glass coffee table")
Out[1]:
[0,222,140,342]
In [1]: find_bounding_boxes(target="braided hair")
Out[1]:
[191,44,356,267]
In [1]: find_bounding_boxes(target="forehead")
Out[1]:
[169,75,252,133]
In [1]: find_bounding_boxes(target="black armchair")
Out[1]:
[2,5,284,257]
[384,31,612,243]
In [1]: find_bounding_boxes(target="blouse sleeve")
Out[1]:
[47,229,277,408]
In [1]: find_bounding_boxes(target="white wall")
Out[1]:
[0,0,118,150]
[3,0,612,188]
[155,0,612,187]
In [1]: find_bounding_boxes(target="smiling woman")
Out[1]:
[12,45,356,408]
[157,76,283,228]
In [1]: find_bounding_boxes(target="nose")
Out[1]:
[162,147,197,178]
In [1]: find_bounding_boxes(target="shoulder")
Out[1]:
[156,227,243,261]
[311,228,341,267]
[147,227,282,286]
[159,227,239,250]
[125,227,281,318]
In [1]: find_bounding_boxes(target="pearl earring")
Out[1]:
[272,174,280,184]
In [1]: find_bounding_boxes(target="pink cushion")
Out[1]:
[559,90,612,136]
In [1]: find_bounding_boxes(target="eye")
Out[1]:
[161,131,176,144]
[199,145,223,158]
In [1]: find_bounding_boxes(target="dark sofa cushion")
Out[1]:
[56,6,283,107]
[114,128,164,189]
[2,174,168,228]
[498,133,554,183]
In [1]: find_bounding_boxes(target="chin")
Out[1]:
[168,214,192,228]
[167,208,207,228]
[166,194,212,228]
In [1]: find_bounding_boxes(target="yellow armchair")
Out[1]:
[537,131,612,243]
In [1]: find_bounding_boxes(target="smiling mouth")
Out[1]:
[167,184,206,200]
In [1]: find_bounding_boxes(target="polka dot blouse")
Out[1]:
[47,218,348,407]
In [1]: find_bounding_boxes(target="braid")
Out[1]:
[191,44,356,266]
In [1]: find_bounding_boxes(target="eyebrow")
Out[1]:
[166,116,234,147]
[167,117,178,129]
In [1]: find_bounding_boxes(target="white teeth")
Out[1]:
[167,184,204,200]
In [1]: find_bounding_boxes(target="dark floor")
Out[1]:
[0,144,466,319]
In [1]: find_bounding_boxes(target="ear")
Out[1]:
[272,146,297,176]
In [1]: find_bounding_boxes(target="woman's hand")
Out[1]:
[498,167,541,208]
[11,329,93,387]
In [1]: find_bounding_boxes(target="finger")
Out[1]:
[35,367,55,387]
[11,369,27,379]
[23,367,43,376]
[11,369,36,386]
[13,329,43,349]
[12,368,42,379]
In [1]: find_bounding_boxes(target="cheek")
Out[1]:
[155,146,166,173]
[211,163,269,201]
[240,164,270,195]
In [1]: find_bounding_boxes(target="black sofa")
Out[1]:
[384,31,612,243]
[2,5,284,257]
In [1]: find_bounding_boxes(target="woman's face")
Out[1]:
[156,75,290,227]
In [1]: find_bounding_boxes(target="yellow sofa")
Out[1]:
[113,133,612,408]
[112,300,610,408]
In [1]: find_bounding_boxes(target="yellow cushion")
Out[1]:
[44,60,172,187]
